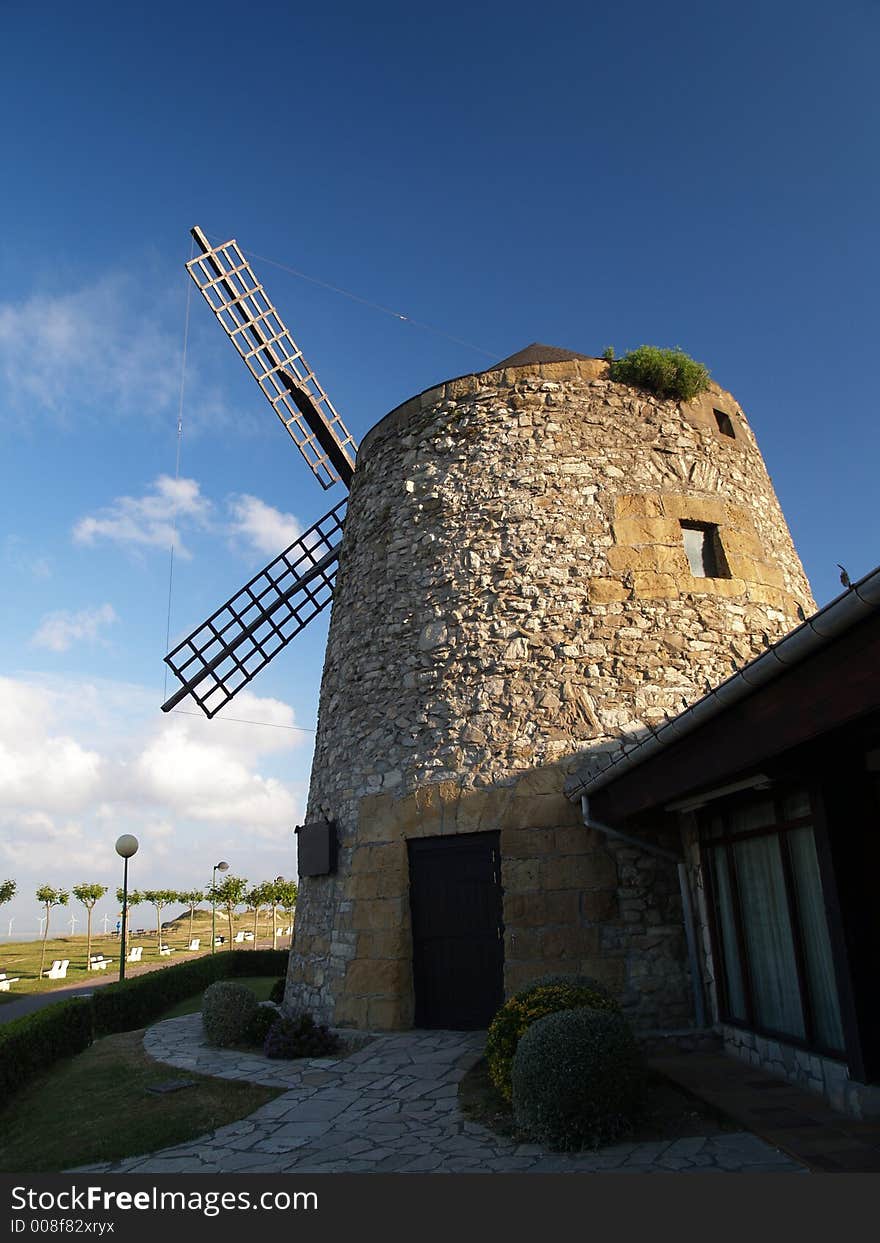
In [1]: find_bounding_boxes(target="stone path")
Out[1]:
[71,1014,807,1174]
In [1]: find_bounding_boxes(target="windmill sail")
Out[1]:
[187,227,357,489]
[162,501,346,718]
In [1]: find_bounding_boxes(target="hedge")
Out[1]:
[0,998,94,1104]
[0,949,289,1104]
[92,948,288,1036]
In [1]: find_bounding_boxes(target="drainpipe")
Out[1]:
[580,795,706,1030]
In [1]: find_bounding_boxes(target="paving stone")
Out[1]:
[87,1015,805,1175]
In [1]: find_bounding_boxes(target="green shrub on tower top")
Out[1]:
[608,345,711,401]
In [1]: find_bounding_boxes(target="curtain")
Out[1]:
[788,827,845,1051]
[711,846,747,1021]
[733,835,805,1039]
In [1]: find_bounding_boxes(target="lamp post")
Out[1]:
[211,861,229,953]
[115,834,139,981]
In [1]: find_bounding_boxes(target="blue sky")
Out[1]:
[0,0,877,934]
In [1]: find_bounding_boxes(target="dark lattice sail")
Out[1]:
[162,501,346,718]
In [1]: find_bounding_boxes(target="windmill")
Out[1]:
[161,227,359,719]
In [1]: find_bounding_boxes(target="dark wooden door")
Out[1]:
[408,831,504,1029]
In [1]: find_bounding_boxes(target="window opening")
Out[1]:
[681,522,728,578]
[714,408,736,438]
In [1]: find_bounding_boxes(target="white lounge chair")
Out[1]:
[0,972,21,991]
[234,931,245,943]
[242,931,254,941]
[43,959,70,979]
[283,925,293,935]
[158,944,174,956]
[126,946,143,963]
[88,955,110,971]
[186,938,200,951]
[214,936,225,945]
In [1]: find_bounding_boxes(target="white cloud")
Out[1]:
[0,676,307,923]
[73,475,211,559]
[0,274,231,434]
[226,493,302,556]
[31,603,119,652]
[73,478,306,564]
[4,536,51,580]
[0,679,104,813]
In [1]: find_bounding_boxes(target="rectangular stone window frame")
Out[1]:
[680,521,730,579]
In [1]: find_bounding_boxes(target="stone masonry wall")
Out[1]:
[286,357,814,1031]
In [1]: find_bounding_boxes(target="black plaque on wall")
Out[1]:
[295,820,338,876]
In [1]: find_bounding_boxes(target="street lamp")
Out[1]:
[211,861,229,954]
[115,834,139,981]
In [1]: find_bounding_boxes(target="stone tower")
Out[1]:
[285,346,814,1033]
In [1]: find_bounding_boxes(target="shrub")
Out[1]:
[263,1013,340,1060]
[608,345,710,401]
[202,981,259,1048]
[486,980,619,1102]
[245,1003,280,1047]
[269,976,286,1005]
[518,973,613,998]
[0,999,94,1104]
[92,948,288,1037]
[512,1005,648,1150]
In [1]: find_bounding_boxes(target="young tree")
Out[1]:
[179,889,205,945]
[1,880,15,961]
[266,877,298,943]
[208,875,248,949]
[142,889,179,947]
[244,882,270,949]
[116,887,143,943]
[72,883,107,964]
[36,885,69,978]
[277,879,298,938]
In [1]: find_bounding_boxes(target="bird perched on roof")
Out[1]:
[837,563,852,588]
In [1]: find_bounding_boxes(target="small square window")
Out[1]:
[713,408,735,438]
[681,521,729,578]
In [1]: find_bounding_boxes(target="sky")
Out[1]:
[0,0,877,935]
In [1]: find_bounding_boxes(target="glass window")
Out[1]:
[702,788,845,1057]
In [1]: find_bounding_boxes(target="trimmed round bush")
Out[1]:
[608,345,711,401]
[202,980,259,1048]
[512,1005,647,1150]
[269,976,286,1005]
[485,979,619,1102]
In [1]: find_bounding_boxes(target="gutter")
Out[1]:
[580,795,707,1030]
[565,564,880,804]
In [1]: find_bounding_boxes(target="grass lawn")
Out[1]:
[458,1058,739,1148]
[0,1025,283,1173]
[0,914,291,1003]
